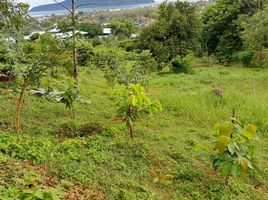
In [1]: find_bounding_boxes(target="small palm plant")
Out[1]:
[114,84,162,138]
[59,84,78,119]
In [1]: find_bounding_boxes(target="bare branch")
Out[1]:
[52,0,72,14]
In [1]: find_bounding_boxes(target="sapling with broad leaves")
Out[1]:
[196,120,258,184]
[113,84,162,138]
[58,84,78,119]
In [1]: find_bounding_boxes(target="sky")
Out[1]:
[18,0,172,8]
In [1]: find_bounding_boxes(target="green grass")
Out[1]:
[0,66,268,199]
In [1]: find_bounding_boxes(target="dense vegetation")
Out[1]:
[0,0,267,199]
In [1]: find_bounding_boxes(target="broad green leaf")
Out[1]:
[214,122,233,137]
[231,163,242,177]
[221,163,231,176]
[227,143,235,155]
[239,158,249,173]
[132,96,138,106]
[241,130,254,141]
[249,124,257,133]
[218,135,229,153]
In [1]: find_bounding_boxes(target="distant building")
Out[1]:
[130,33,137,39]
[103,28,112,35]
[48,28,60,33]
[24,31,46,40]
[54,30,88,39]
[24,30,88,40]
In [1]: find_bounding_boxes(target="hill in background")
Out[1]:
[30,0,155,12]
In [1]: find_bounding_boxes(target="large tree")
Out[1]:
[242,6,268,51]
[137,1,201,64]
[201,0,260,62]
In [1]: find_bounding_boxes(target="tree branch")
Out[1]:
[52,0,72,14]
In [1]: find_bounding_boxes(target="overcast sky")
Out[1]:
[18,0,171,8]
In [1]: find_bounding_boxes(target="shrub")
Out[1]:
[77,40,94,67]
[235,51,254,67]
[171,53,193,73]
[254,49,268,68]
[118,39,137,52]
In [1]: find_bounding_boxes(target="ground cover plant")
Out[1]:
[0,66,268,199]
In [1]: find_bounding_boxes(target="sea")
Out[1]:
[29,3,155,17]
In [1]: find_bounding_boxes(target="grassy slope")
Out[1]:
[0,66,268,199]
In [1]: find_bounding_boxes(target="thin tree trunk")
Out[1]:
[14,81,28,133]
[70,105,75,119]
[225,174,230,185]
[72,0,78,87]
[129,124,133,139]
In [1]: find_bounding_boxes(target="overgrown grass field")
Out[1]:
[0,66,268,199]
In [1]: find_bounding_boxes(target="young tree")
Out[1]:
[212,122,257,184]
[138,1,201,63]
[196,119,258,184]
[52,0,78,87]
[114,84,162,138]
[53,0,132,87]
[58,84,78,119]
[14,34,64,132]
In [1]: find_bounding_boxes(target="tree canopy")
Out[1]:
[201,0,260,62]
[110,18,135,39]
[242,6,268,51]
[137,1,201,63]
[0,0,29,31]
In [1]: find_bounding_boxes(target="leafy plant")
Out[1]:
[102,49,156,86]
[0,171,65,200]
[171,53,193,74]
[235,51,254,67]
[14,34,64,132]
[198,121,258,184]
[113,84,162,138]
[77,40,94,67]
[58,84,78,119]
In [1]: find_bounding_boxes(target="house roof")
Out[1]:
[103,28,112,35]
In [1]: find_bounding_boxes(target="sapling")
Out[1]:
[14,34,64,132]
[14,58,47,132]
[58,84,78,119]
[197,120,258,184]
[113,84,162,138]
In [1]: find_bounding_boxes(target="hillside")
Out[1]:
[0,67,268,199]
[30,0,155,12]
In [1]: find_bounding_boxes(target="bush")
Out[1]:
[77,40,94,67]
[254,49,268,68]
[118,39,137,52]
[236,51,254,67]
[171,53,193,73]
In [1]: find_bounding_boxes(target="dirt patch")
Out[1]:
[66,184,108,200]
[55,122,103,139]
